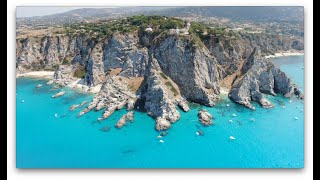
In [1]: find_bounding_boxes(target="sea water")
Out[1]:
[16,55,304,168]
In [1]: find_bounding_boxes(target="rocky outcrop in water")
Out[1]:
[78,75,137,119]
[69,104,79,111]
[127,99,135,110]
[79,101,88,107]
[52,91,65,98]
[155,118,171,131]
[142,58,181,129]
[228,48,301,109]
[177,98,190,112]
[198,109,214,126]
[294,87,304,99]
[115,111,134,128]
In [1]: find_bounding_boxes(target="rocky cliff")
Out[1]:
[152,35,222,106]
[228,48,303,109]
[16,20,304,130]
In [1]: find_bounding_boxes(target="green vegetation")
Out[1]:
[160,72,168,79]
[165,81,178,96]
[208,27,227,36]
[60,15,242,49]
[189,34,206,48]
[152,29,170,44]
[187,21,240,46]
[189,22,208,36]
[51,64,59,71]
[62,58,69,65]
[63,19,138,40]
[189,22,229,37]
[62,15,185,41]
[73,66,86,78]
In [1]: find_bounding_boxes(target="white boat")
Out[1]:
[226,104,230,107]
[232,113,237,117]
[157,135,162,139]
[294,117,299,120]
[36,84,43,88]
[228,120,233,123]
[195,131,200,136]
[229,136,236,140]
[159,140,164,143]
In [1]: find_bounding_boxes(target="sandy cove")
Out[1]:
[264,51,304,59]
[16,71,55,79]
[16,71,101,94]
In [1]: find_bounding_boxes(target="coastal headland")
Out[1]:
[16,15,304,130]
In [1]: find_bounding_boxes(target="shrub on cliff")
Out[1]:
[165,81,178,96]
[74,66,86,78]
[62,58,69,65]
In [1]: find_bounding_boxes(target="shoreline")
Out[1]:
[264,51,304,59]
[219,87,230,95]
[16,71,101,94]
[66,79,102,94]
[16,71,55,79]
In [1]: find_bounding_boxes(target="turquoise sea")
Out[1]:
[16,55,304,168]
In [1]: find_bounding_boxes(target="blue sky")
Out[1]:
[16,7,82,17]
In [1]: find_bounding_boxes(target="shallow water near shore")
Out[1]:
[16,55,304,168]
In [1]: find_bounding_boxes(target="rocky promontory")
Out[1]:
[228,48,303,109]
[115,111,134,128]
[16,15,304,130]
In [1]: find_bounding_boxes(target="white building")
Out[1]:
[169,27,180,34]
[169,22,191,35]
[145,27,153,32]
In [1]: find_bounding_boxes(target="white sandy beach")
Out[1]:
[16,71,55,79]
[17,71,101,94]
[264,51,304,59]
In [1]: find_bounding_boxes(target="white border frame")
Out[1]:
[7,0,313,180]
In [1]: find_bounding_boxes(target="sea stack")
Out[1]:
[52,91,65,98]
[115,111,135,129]
[198,110,214,126]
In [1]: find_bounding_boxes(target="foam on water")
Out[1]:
[16,55,304,168]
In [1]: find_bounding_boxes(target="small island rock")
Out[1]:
[52,91,65,98]
[198,109,214,126]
